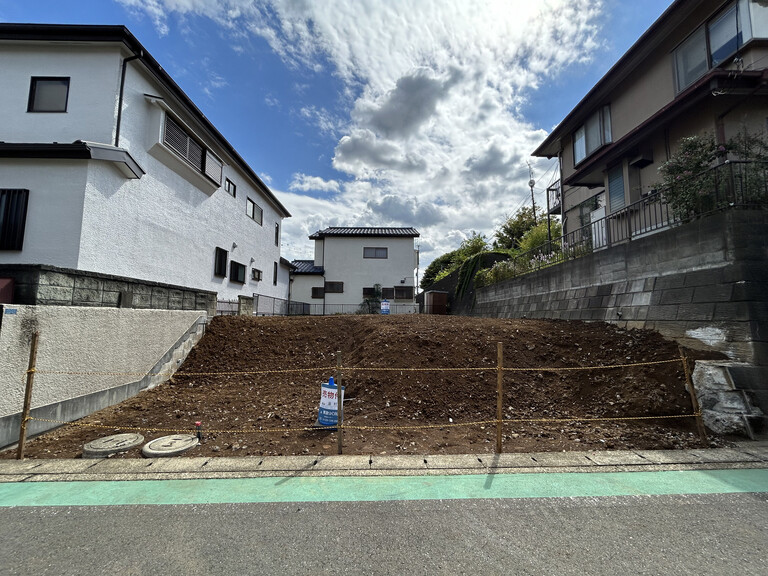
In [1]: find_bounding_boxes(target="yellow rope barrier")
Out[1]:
[30,357,681,378]
[28,412,700,435]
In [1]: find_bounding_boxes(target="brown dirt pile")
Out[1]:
[5,315,727,459]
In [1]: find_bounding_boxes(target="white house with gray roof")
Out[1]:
[290,227,420,314]
[0,23,291,307]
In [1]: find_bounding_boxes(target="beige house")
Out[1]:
[534,0,768,242]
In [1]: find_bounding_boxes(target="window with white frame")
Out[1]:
[246,198,263,224]
[573,105,612,165]
[27,77,70,112]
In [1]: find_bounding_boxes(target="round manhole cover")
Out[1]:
[141,434,199,458]
[83,433,144,458]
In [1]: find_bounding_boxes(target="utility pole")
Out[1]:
[528,162,537,224]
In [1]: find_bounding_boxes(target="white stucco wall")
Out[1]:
[0,44,121,145]
[0,159,87,268]
[291,235,417,312]
[1,40,290,302]
[0,305,204,418]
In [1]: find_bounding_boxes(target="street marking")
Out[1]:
[1,469,766,507]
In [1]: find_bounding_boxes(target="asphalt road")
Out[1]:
[1,477,766,575]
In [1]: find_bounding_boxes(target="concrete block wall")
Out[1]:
[473,210,768,365]
[0,264,216,317]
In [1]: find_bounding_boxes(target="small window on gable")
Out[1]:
[230,260,246,283]
[28,77,70,112]
[214,247,228,277]
[0,189,30,250]
[225,178,237,197]
[363,247,388,259]
[246,198,263,224]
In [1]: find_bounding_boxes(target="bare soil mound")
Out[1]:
[6,315,728,459]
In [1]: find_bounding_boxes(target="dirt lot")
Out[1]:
[4,315,729,459]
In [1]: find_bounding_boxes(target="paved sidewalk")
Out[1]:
[2,441,767,482]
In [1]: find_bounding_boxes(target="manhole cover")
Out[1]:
[141,434,199,458]
[82,433,144,458]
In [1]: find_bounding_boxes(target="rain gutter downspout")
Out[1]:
[114,51,143,147]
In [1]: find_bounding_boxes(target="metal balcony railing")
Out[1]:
[477,160,768,286]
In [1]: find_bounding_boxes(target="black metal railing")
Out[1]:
[477,160,767,286]
[547,179,562,214]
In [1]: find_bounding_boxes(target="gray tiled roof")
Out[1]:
[291,260,324,274]
[308,227,420,239]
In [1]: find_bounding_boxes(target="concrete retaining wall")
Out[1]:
[473,210,768,365]
[0,305,206,449]
[0,264,217,317]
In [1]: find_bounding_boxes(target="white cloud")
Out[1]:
[289,174,340,193]
[119,0,600,266]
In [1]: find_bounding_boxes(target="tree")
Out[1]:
[420,251,458,289]
[492,206,537,250]
[419,232,489,290]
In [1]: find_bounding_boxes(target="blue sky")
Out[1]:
[1,0,673,266]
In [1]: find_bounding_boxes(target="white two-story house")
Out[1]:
[0,24,291,309]
[291,227,420,314]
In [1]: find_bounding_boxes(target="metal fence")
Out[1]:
[253,294,417,316]
[478,160,768,285]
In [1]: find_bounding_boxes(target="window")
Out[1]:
[246,198,263,224]
[381,287,395,299]
[674,1,757,93]
[27,77,69,112]
[312,286,325,299]
[394,286,414,300]
[573,106,612,165]
[608,165,625,212]
[214,247,228,277]
[325,282,344,293]
[251,268,262,281]
[163,115,222,184]
[224,178,236,197]
[709,5,741,67]
[362,287,376,298]
[273,261,278,286]
[0,189,29,250]
[363,247,388,259]
[229,260,246,283]
[675,28,708,92]
[275,222,280,246]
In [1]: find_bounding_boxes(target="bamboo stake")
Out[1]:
[679,345,707,443]
[17,331,40,460]
[336,350,343,455]
[496,342,504,453]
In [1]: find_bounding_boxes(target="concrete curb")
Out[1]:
[1,442,766,483]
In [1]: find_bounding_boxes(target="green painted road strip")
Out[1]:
[1,469,767,507]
